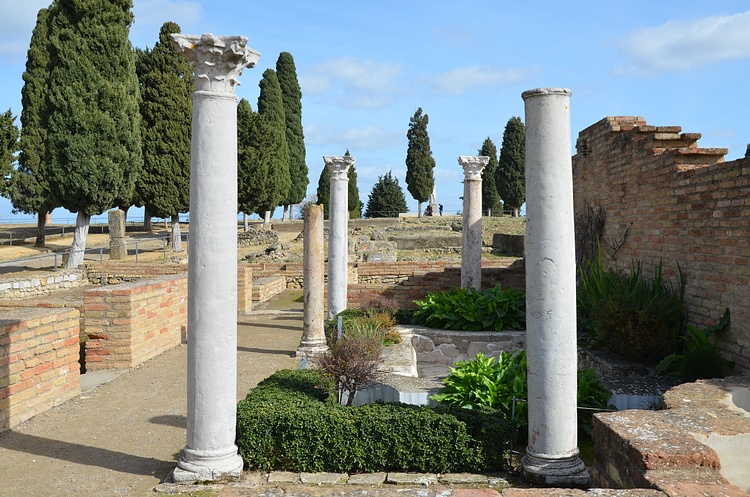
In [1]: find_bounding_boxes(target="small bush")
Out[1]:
[325,308,401,346]
[412,285,526,332]
[235,369,516,473]
[578,247,685,363]
[318,335,383,406]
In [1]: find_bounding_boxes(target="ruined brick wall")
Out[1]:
[0,307,80,431]
[573,116,750,373]
[82,274,187,370]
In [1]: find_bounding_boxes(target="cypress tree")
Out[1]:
[0,110,19,196]
[135,21,193,251]
[365,171,407,218]
[478,137,502,216]
[405,107,435,217]
[497,117,526,217]
[44,0,141,268]
[9,7,56,247]
[316,164,331,220]
[237,98,259,216]
[256,69,290,224]
[276,52,307,220]
[345,149,361,219]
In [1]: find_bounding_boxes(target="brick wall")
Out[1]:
[82,274,187,370]
[0,270,86,300]
[237,264,253,313]
[573,116,750,373]
[0,307,80,431]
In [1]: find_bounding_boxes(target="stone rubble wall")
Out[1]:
[573,116,750,374]
[82,274,187,370]
[0,270,85,300]
[0,307,80,431]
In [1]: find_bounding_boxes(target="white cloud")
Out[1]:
[305,123,402,152]
[301,57,404,110]
[429,65,541,95]
[618,11,750,75]
[0,0,50,62]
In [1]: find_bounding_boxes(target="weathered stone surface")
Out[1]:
[438,473,491,485]
[346,472,387,485]
[267,471,300,484]
[386,472,438,485]
[300,472,348,485]
[237,227,279,247]
[491,233,524,256]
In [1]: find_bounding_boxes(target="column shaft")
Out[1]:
[298,204,326,357]
[521,88,588,487]
[171,33,259,483]
[325,156,354,320]
[459,156,488,290]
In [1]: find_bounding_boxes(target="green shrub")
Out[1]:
[578,247,685,363]
[431,351,612,434]
[325,308,402,346]
[236,369,516,473]
[412,285,526,331]
[658,308,732,382]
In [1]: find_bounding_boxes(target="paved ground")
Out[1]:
[0,292,305,497]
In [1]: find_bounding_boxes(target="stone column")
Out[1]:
[108,209,127,260]
[521,88,588,487]
[298,204,327,359]
[325,155,354,320]
[170,33,259,483]
[459,156,488,290]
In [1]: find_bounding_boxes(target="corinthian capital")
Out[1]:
[458,156,489,181]
[171,33,260,94]
[324,155,355,181]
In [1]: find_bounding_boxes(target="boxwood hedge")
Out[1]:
[236,369,516,473]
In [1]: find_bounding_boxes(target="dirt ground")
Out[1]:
[0,292,305,497]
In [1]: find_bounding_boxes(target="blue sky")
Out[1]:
[1,0,749,222]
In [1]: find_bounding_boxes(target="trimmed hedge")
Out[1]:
[236,369,516,473]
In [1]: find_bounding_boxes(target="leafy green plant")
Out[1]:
[412,285,526,332]
[325,307,401,346]
[431,351,612,434]
[657,308,732,382]
[236,369,516,473]
[431,351,527,429]
[578,245,685,363]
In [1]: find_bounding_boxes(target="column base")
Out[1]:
[171,445,244,483]
[296,343,328,367]
[521,452,590,488]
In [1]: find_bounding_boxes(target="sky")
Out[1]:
[1,0,749,223]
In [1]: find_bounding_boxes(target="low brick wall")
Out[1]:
[82,274,187,370]
[0,307,81,431]
[0,270,86,300]
[85,261,187,284]
[237,264,253,313]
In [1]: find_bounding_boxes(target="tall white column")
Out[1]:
[298,204,327,358]
[170,33,259,483]
[325,155,354,320]
[521,88,588,487]
[459,156,488,290]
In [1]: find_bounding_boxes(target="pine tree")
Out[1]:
[316,164,331,220]
[345,149,361,219]
[497,117,526,217]
[276,52,307,220]
[405,107,435,217]
[135,21,193,251]
[0,110,19,196]
[478,137,502,216]
[365,171,407,218]
[44,0,141,268]
[8,7,56,247]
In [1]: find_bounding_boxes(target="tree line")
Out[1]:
[0,0,526,269]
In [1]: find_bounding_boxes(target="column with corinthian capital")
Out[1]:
[325,155,354,320]
[459,156,489,290]
[170,33,260,483]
